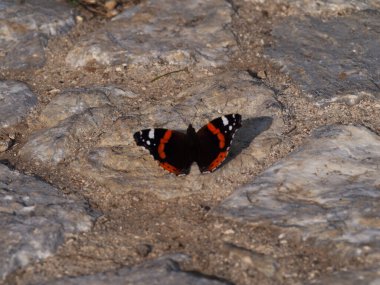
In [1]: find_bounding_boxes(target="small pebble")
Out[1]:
[257,70,266,79]
[104,0,117,11]
[76,15,84,23]
[0,136,12,153]
[136,244,152,257]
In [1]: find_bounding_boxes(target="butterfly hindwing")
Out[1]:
[196,114,242,173]
[133,128,192,175]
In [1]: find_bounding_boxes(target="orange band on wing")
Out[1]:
[208,151,227,171]
[160,162,180,175]
[207,123,225,149]
[158,130,172,159]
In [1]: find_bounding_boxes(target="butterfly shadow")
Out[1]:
[223,116,273,166]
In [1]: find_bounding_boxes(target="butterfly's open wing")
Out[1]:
[134,128,192,175]
[196,114,242,173]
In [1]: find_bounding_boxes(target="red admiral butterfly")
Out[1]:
[134,114,242,175]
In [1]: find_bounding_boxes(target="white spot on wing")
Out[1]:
[147,140,151,145]
[229,125,232,131]
[148,129,154,139]
[222,116,229,126]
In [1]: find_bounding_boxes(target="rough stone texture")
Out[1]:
[223,242,279,279]
[308,268,380,285]
[0,80,38,129]
[216,124,380,281]
[65,0,236,69]
[266,9,380,105]
[217,125,380,245]
[246,0,380,15]
[292,0,380,14]
[0,163,94,281]
[18,72,284,199]
[19,106,120,166]
[18,86,135,166]
[3,0,380,284]
[44,255,231,285]
[38,86,136,128]
[0,0,75,70]
[0,135,12,153]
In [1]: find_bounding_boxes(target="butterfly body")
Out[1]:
[134,114,242,175]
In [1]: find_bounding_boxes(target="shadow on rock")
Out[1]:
[224,116,273,165]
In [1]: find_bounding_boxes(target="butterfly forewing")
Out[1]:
[196,114,242,173]
[134,128,192,175]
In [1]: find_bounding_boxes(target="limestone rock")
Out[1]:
[71,71,284,199]
[0,0,75,70]
[223,242,279,279]
[216,124,380,281]
[0,80,38,129]
[44,255,231,285]
[19,72,284,199]
[247,0,380,16]
[65,0,236,69]
[39,87,135,128]
[19,106,120,166]
[217,125,380,245]
[308,268,380,285]
[0,163,94,281]
[266,10,380,105]
[0,133,13,153]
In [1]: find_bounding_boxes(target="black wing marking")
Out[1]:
[134,128,193,175]
[196,114,242,173]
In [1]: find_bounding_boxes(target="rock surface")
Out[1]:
[267,9,380,105]
[39,86,136,128]
[65,0,236,69]
[44,255,231,285]
[1,0,380,284]
[0,0,75,70]
[0,80,38,129]
[308,267,380,285]
[0,134,12,153]
[19,106,120,166]
[247,0,380,15]
[0,163,94,281]
[19,72,284,199]
[217,124,380,252]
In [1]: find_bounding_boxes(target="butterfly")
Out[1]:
[133,114,242,175]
